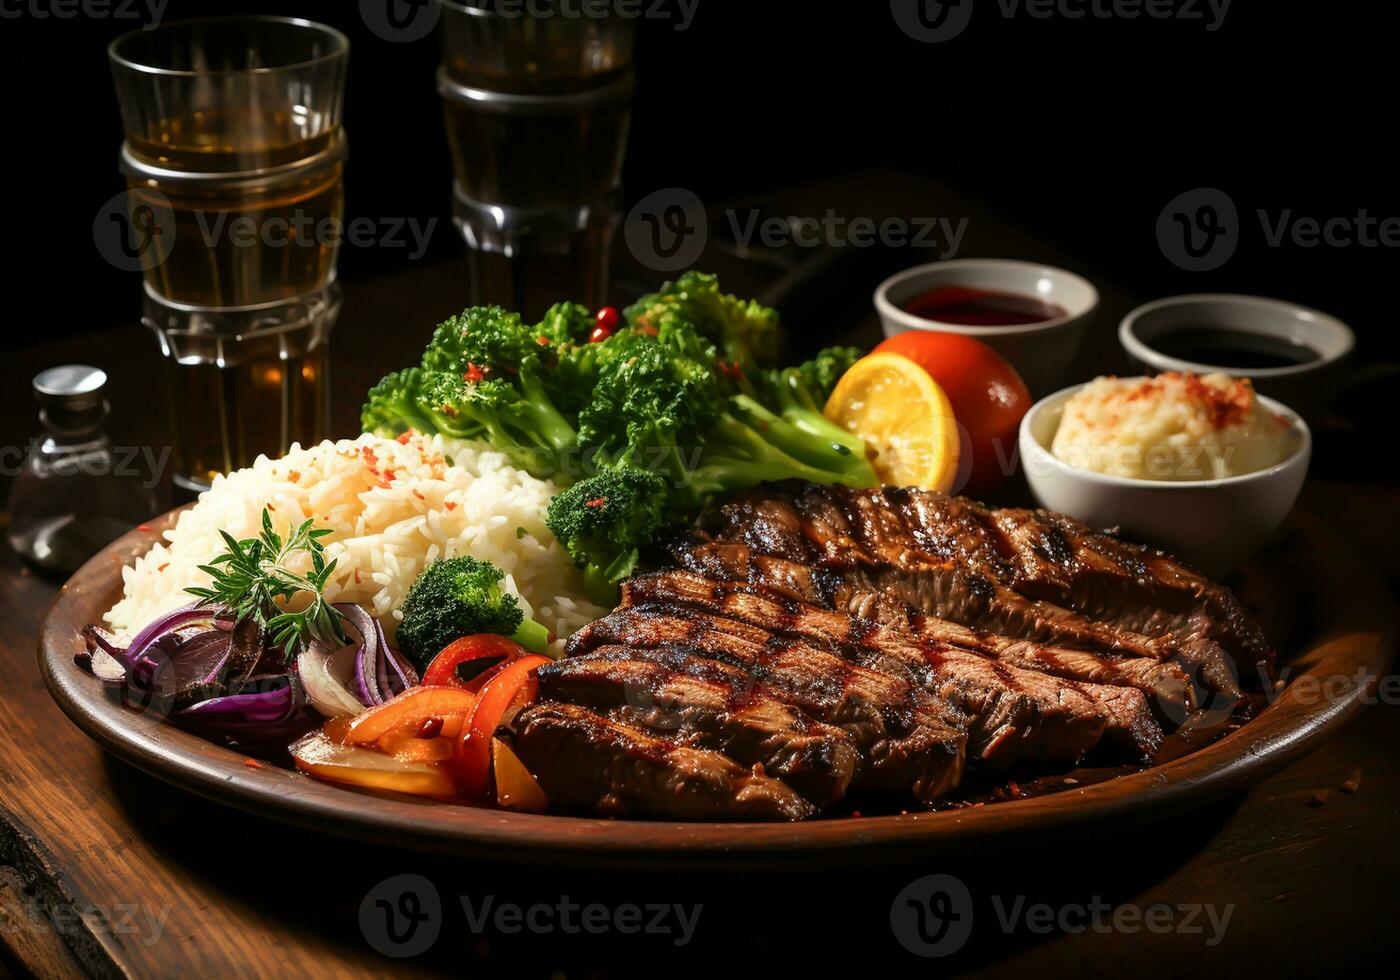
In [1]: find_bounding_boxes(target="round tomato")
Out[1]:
[872,332,1030,494]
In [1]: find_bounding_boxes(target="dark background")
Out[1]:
[1,8,1397,976]
[1,0,1396,361]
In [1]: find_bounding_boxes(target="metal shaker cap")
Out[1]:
[33,365,108,429]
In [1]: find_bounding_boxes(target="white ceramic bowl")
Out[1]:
[1019,382,1311,577]
[1119,294,1354,418]
[874,259,1099,396]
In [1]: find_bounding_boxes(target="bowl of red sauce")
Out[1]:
[875,259,1099,395]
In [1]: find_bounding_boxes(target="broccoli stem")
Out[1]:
[512,618,552,656]
[516,362,580,454]
[677,414,877,504]
[577,545,644,606]
[725,398,877,486]
[581,565,623,608]
[766,369,873,462]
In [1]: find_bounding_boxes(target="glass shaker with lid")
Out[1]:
[5,366,162,574]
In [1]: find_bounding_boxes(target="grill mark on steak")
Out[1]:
[535,647,859,805]
[695,485,1245,698]
[676,543,1197,711]
[626,568,1194,714]
[575,603,1159,767]
[620,574,1165,761]
[988,506,1273,680]
[509,702,815,821]
[566,609,967,801]
[862,486,1269,680]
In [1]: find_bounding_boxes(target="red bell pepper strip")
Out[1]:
[422,635,525,691]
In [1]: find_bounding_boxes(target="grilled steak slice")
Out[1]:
[828,484,1269,681]
[618,580,1164,757]
[685,538,1197,670]
[509,703,815,821]
[692,484,1245,697]
[985,506,1273,680]
[573,604,1160,766]
[566,611,967,801]
[687,496,1174,661]
[643,563,1194,712]
[536,647,859,805]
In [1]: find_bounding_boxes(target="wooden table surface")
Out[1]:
[3,174,1398,977]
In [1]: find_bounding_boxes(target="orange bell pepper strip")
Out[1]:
[452,655,549,800]
[377,731,455,764]
[341,686,479,746]
[491,738,548,812]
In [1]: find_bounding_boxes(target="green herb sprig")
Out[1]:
[186,509,347,657]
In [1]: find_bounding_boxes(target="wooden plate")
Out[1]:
[38,505,1397,870]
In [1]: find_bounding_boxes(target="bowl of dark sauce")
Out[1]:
[903,285,1069,327]
[876,260,1099,395]
[1120,295,1354,417]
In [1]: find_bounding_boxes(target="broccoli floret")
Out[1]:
[395,556,551,671]
[577,320,876,508]
[361,368,432,437]
[626,271,783,371]
[546,468,670,604]
[576,322,726,473]
[535,302,596,346]
[422,306,543,378]
[415,361,577,476]
[364,306,580,476]
[791,346,863,406]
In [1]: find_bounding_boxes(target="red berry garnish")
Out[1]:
[591,307,620,342]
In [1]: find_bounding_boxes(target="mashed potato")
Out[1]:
[1051,373,1293,481]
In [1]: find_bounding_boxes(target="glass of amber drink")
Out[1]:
[109,17,349,492]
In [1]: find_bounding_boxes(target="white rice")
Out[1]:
[105,432,606,658]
